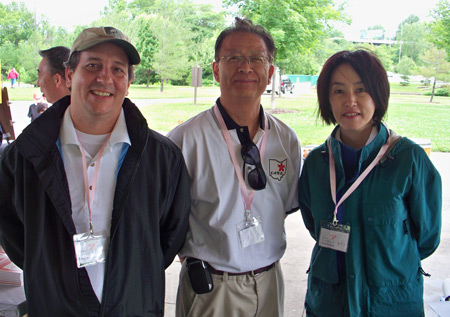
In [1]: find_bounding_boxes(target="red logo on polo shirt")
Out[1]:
[269,159,287,181]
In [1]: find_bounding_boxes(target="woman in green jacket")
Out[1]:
[298,49,442,316]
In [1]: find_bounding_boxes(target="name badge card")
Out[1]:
[318,221,351,253]
[237,214,265,249]
[73,231,108,268]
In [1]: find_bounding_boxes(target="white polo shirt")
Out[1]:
[168,105,301,273]
[59,107,130,302]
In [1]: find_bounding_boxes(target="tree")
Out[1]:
[0,1,36,80]
[225,0,344,73]
[96,0,135,40]
[428,0,450,58]
[16,39,41,84]
[286,51,318,75]
[420,47,450,102]
[0,41,20,75]
[0,2,35,46]
[36,20,73,49]
[395,14,419,40]
[373,45,394,72]
[143,0,192,92]
[398,22,427,64]
[128,0,157,14]
[132,0,227,88]
[395,56,416,85]
[135,15,159,87]
[179,3,226,69]
[0,1,79,85]
[311,27,355,75]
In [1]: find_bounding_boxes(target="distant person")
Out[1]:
[27,92,47,122]
[0,26,191,315]
[37,46,71,103]
[298,49,442,316]
[7,68,19,88]
[168,17,301,317]
[36,102,48,115]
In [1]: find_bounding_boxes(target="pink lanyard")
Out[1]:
[213,105,269,211]
[76,133,111,234]
[328,131,391,225]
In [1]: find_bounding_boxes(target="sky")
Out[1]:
[333,0,440,39]
[0,0,442,39]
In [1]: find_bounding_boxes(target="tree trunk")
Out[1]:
[160,79,164,92]
[271,63,277,110]
[146,70,152,88]
[430,77,436,103]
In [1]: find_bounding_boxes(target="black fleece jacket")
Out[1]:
[0,96,191,316]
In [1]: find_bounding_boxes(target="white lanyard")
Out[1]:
[328,131,391,225]
[76,133,111,234]
[213,105,269,211]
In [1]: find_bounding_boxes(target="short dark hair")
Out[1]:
[36,102,48,113]
[317,49,389,125]
[39,46,70,77]
[65,50,135,81]
[214,17,276,63]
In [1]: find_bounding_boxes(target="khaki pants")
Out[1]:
[176,261,284,317]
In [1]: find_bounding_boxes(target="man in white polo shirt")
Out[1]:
[168,17,301,316]
[0,26,190,316]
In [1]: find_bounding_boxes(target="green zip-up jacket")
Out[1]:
[298,123,442,317]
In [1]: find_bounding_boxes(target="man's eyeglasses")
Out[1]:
[220,55,269,68]
[241,143,266,190]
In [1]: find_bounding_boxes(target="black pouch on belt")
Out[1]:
[186,258,214,294]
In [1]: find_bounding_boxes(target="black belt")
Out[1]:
[208,263,275,276]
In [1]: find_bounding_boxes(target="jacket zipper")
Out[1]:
[99,129,149,316]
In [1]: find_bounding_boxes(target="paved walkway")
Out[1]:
[7,100,450,316]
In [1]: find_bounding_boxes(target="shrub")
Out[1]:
[424,88,449,97]
[400,75,410,86]
[435,88,449,96]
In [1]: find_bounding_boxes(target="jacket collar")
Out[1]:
[329,123,388,159]
[14,96,149,236]
[17,96,148,160]
[328,122,389,191]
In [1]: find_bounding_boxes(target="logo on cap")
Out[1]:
[105,27,120,38]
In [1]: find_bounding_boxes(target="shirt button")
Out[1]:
[89,186,92,190]
[90,163,95,167]
[368,217,374,222]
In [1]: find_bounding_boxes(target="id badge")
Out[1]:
[73,231,108,268]
[318,221,351,253]
[237,213,265,249]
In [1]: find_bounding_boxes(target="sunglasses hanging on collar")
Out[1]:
[241,142,266,190]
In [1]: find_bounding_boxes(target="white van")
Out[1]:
[266,67,280,95]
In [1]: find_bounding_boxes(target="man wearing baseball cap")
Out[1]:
[0,26,191,316]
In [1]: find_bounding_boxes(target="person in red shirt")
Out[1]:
[7,68,19,88]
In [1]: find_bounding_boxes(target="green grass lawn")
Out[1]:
[5,83,450,152]
[390,82,433,94]
[4,84,220,100]
[139,91,450,152]
[128,85,220,99]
